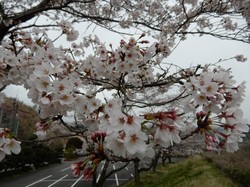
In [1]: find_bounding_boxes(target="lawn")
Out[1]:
[121,155,240,187]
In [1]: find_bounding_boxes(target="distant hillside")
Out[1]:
[0,97,39,140]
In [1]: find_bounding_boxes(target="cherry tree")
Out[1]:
[0,0,250,186]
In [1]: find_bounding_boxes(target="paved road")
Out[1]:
[0,159,135,187]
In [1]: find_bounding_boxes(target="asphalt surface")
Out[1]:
[0,158,135,187]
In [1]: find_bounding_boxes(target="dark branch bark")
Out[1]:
[0,0,74,42]
[181,128,199,141]
[0,22,11,43]
[0,85,7,92]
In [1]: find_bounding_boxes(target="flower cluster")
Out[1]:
[0,29,249,163]
[0,128,21,161]
[71,157,98,181]
[181,66,249,152]
[58,20,79,41]
[145,111,186,147]
[71,131,107,181]
[91,131,106,144]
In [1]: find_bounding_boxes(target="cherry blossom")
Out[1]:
[105,131,127,157]
[71,161,85,177]
[0,1,249,186]
[3,138,21,155]
[124,130,148,155]
[83,167,94,181]
[0,128,21,160]
[200,82,219,97]
[106,112,127,133]
[154,124,182,147]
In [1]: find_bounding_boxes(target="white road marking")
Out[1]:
[71,175,83,187]
[97,173,101,182]
[130,173,134,177]
[106,178,128,181]
[41,179,77,182]
[101,164,104,170]
[112,164,119,186]
[47,174,68,187]
[25,175,52,187]
[125,167,128,171]
[45,178,129,181]
[61,167,70,172]
[97,162,105,182]
[114,174,119,186]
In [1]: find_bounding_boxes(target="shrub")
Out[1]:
[204,139,250,187]
[63,147,78,160]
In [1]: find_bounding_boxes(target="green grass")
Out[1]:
[121,155,239,187]
[204,139,250,187]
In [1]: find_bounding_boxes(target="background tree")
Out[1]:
[0,97,39,139]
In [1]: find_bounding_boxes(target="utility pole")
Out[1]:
[10,98,19,136]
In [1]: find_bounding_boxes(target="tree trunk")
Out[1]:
[152,157,158,172]
[152,150,161,171]
[133,159,142,187]
[162,156,166,166]
[168,156,172,163]
[92,169,97,187]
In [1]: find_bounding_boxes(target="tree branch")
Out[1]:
[0,85,7,92]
